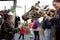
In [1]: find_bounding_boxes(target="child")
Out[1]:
[19,25,25,40]
[28,20,34,34]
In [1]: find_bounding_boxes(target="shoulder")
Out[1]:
[57,9,60,13]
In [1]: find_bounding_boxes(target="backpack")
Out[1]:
[45,19,51,28]
[32,20,39,29]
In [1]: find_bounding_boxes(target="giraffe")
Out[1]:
[22,5,55,21]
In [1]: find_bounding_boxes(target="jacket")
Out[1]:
[19,27,25,34]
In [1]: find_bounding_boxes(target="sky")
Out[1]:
[0,0,54,23]
[0,1,13,11]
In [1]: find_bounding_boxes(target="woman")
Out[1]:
[52,0,60,40]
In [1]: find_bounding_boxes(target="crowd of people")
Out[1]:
[0,0,60,40]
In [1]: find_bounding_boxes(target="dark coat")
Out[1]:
[15,16,20,28]
[54,9,60,29]
[42,17,51,30]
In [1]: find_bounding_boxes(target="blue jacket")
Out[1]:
[42,18,51,30]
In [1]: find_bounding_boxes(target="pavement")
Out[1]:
[1,28,44,40]
[13,33,44,40]
[13,33,34,40]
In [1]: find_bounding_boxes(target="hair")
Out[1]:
[53,0,60,2]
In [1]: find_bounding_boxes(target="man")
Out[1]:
[42,16,51,40]
[52,0,60,40]
[15,16,20,28]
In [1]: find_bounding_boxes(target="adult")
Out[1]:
[42,16,51,40]
[52,0,60,40]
